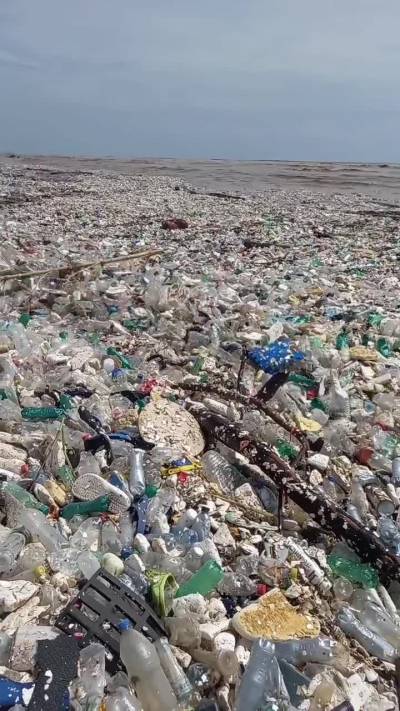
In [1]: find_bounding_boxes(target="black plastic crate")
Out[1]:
[56,568,165,673]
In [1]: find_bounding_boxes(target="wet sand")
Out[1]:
[0,154,399,201]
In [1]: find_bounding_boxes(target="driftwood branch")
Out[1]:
[0,248,162,280]
[187,404,400,582]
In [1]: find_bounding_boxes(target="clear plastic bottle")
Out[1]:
[0,632,12,665]
[155,637,195,706]
[201,451,241,494]
[218,573,265,597]
[117,622,177,711]
[356,602,400,650]
[391,458,400,487]
[119,511,135,550]
[190,648,239,678]
[77,550,101,579]
[144,447,179,488]
[105,686,143,711]
[335,607,397,662]
[70,516,102,551]
[234,639,288,711]
[102,521,122,555]
[121,568,149,596]
[329,370,350,418]
[191,508,211,542]
[172,508,197,533]
[145,488,176,528]
[377,515,400,553]
[129,449,146,498]
[0,527,30,573]
[273,637,347,666]
[17,509,65,553]
[184,546,204,573]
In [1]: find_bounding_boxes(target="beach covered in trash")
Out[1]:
[0,161,400,709]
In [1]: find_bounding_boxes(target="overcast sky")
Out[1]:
[0,0,399,162]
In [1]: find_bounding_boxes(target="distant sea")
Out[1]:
[1,154,399,201]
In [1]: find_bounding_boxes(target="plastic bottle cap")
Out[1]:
[257,583,267,596]
[117,619,132,631]
[121,547,133,560]
[20,464,29,475]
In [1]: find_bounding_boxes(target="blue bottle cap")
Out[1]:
[121,547,133,560]
[117,619,131,631]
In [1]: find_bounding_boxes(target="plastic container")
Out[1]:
[0,527,30,573]
[328,555,379,588]
[118,622,177,711]
[335,607,397,662]
[191,508,211,542]
[234,639,288,711]
[201,451,241,494]
[155,637,195,705]
[175,560,223,598]
[129,449,146,498]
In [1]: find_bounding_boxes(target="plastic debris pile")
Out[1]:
[0,163,400,710]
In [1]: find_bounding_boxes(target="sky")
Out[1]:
[0,0,399,162]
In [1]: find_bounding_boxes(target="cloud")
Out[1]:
[0,0,399,161]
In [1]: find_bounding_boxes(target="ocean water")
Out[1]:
[1,154,400,201]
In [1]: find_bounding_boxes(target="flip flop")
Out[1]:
[72,473,130,513]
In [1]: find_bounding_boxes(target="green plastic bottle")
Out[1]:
[328,555,379,589]
[21,407,65,420]
[376,338,391,358]
[3,481,49,515]
[175,560,223,598]
[275,439,297,461]
[336,332,348,350]
[106,347,132,370]
[57,464,75,491]
[288,373,317,389]
[61,495,110,520]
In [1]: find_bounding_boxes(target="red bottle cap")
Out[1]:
[257,583,267,596]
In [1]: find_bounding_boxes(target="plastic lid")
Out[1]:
[117,619,132,632]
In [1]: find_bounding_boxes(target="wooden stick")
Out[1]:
[187,404,400,582]
[0,248,162,280]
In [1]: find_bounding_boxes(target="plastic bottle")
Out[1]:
[333,577,354,601]
[218,573,266,598]
[234,639,288,711]
[119,511,135,550]
[191,508,211,542]
[335,607,397,662]
[190,648,238,678]
[184,545,204,573]
[391,458,400,487]
[155,637,195,706]
[0,527,30,573]
[17,509,65,553]
[77,550,101,579]
[377,515,400,553]
[175,528,199,552]
[61,495,110,520]
[70,516,102,551]
[102,520,122,555]
[329,370,350,418]
[175,560,223,598]
[0,632,12,665]
[105,687,143,711]
[328,555,379,588]
[172,508,198,533]
[3,481,49,514]
[122,568,149,596]
[273,637,347,666]
[284,539,329,590]
[145,488,176,528]
[129,449,146,498]
[117,622,177,711]
[356,602,400,649]
[201,451,241,494]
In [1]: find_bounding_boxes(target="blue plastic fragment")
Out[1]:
[247,338,305,374]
